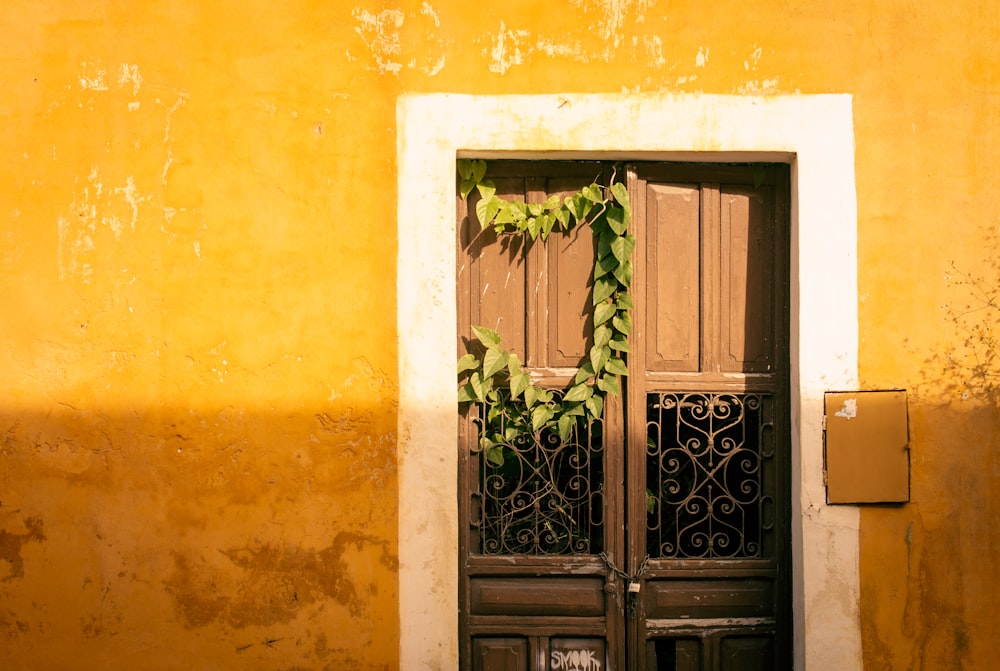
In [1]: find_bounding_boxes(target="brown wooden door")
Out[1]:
[457,161,790,671]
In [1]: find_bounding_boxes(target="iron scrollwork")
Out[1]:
[470,391,605,555]
[646,392,775,559]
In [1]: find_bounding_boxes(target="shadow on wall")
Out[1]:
[863,226,1000,670]
[0,405,399,671]
[922,224,1000,405]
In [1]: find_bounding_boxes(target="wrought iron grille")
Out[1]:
[646,392,775,559]
[469,392,604,555]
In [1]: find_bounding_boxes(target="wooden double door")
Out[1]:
[457,161,791,671]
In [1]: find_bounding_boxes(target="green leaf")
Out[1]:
[612,259,633,287]
[567,194,592,221]
[585,393,604,419]
[646,488,658,515]
[608,337,631,352]
[557,414,575,442]
[471,325,501,348]
[531,404,554,432]
[458,158,487,183]
[563,383,592,403]
[611,181,631,215]
[607,206,628,235]
[574,361,596,384]
[612,312,632,336]
[459,178,477,200]
[475,180,496,202]
[594,301,616,325]
[616,293,634,310]
[527,216,542,239]
[611,233,636,265]
[457,159,475,181]
[581,185,603,202]
[594,252,618,279]
[542,194,560,211]
[510,371,532,399]
[482,347,507,379]
[554,207,571,230]
[457,381,477,403]
[486,444,505,466]
[593,276,617,305]
[486,398,500,422]
[589,344,609,373]
[605,357,628,376]
[540,214,555,240]
[495,204,516,224]
[597,374,620,395]
[476,195,501,228]
[597,228,616,260]
[524,385,539,408]
[594,324,612,348]
[457,353,479,374]
[471,160,487,184]
[506,352,522,374]
[469,371,486,401]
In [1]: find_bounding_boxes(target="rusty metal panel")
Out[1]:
[825,390,910,503]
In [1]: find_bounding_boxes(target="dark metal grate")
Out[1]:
[646,392,775,559]
[470,392,605,555]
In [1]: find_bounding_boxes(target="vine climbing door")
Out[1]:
[457,161,791,671]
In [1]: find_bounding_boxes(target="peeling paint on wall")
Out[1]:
[78,61,108,91]
[735,45,782,94]
[696,46,709,68]
[350,5,446,76]
[164,532,396,629]
[352,8,406,75]
[571,0,653,48]
[489,20,531,74]
[57,168,149,283]
[117,64,142,96]
[0,517,45,582]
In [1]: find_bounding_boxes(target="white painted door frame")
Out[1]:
[396,93,860,671]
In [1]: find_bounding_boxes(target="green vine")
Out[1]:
[456,159,634,465]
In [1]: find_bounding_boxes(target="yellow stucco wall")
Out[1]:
[1,1,996,669]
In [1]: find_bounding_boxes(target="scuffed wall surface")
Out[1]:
[0,3,401,669]
[0,0,997,669]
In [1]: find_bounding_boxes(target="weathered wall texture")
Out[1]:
[0,1,996,669]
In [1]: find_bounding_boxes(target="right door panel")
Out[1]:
[628,163,790,671]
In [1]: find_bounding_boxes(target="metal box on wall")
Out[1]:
[824,390,910,504]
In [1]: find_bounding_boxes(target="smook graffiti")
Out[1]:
[550,647,603,671]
